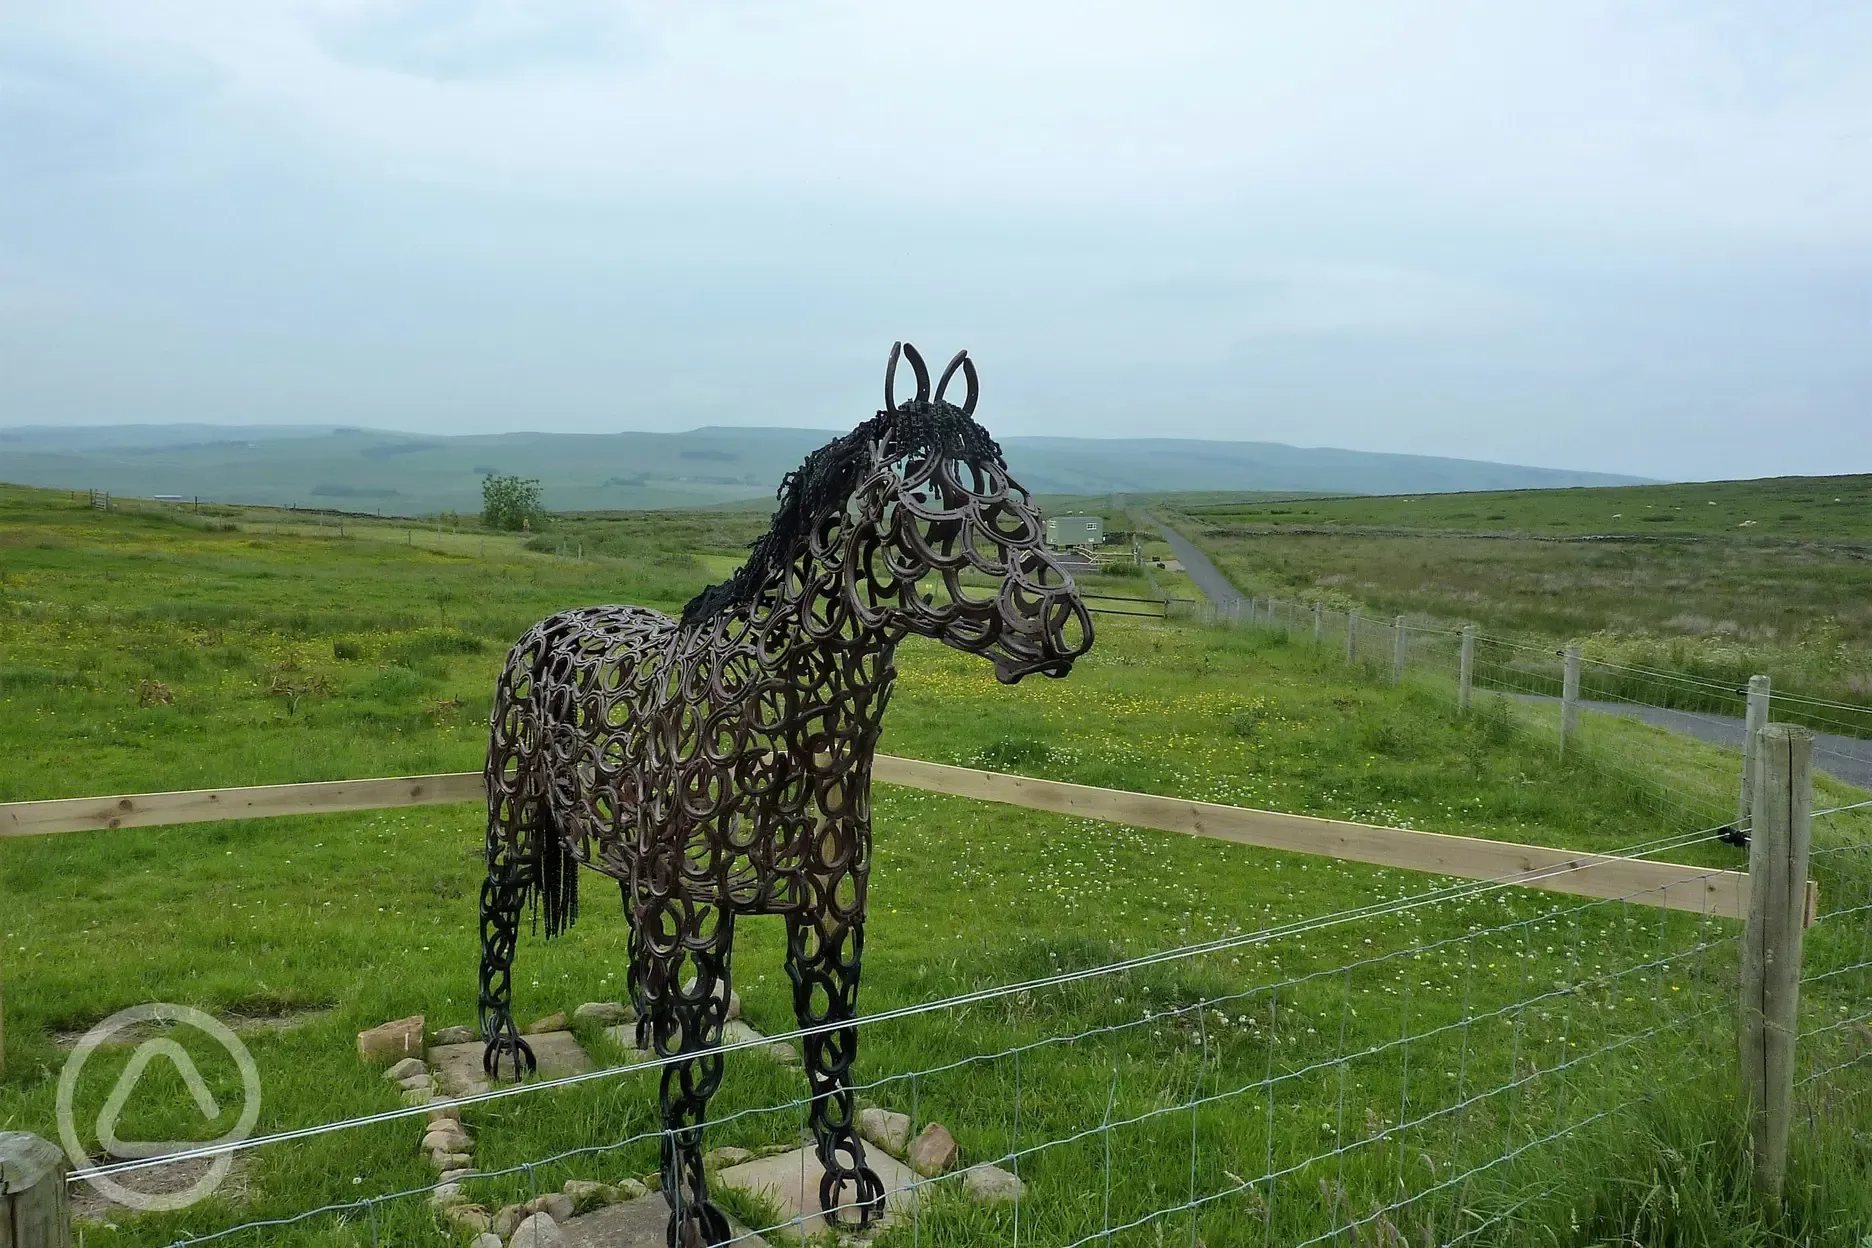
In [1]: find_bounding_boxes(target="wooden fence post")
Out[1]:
[1739,723,1812,1208]
[0,1132,71,1248]
[1560,643,1581,754]
[1391,615,1407,685]
[1312,602,1323,645]
[1459,625,1476,712]
[1346,610,1359,664]
[1738,674,1771,827]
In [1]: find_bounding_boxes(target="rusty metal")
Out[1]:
[477,343,1092,1245]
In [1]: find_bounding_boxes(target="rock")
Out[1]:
[604,1024,650,1056]
[444,1204,493,1233]
[680,977,741,1021]
[712,1145,915,1239]
[963,1163,1025,1204]
[508,1212,566,1247]
[440,1168,476,1184]
[385,1056,427,1081]
[767,1043,801,1064]
[610,1177,649,1200]
[640,1173,661,1192]
[525,1011,568,1034]
[721,1020,764,1047]
[573,1001,632,1024]
[358,1014,425,1063]
[492,1204,527,1236]
[434,1025,476,1045]
[422,1126,474,1154]
[857,1107,912,1155]
[429,1183,467,1207]
[907,1123,958,1177]
[472,1236,503,1248]
[401,1089,436,1107]
[431,1151,474,1172]
[704,1146,754,1169]
[400,1074,436,1093]
[526,1191,575,1223]
[560,1179,614,1211]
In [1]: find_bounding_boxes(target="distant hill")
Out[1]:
[0,424,1648,515]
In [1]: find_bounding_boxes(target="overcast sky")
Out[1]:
[2,2,1868,480]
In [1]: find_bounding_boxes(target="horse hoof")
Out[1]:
[482,1032,537,1080]
[819,1164,886,1228]
[670,1201,731,1248]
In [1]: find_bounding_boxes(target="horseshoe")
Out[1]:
[934,349,978,415]
[884,341,930,412]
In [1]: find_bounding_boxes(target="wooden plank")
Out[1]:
[0,757,1772,921]
[0,773,484,837]
[1740,725,1813,1207]
[871,756,1753,920]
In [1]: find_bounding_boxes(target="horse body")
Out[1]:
[476,345,1088,1247]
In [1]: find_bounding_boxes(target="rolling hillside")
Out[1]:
[0,424,1646,515]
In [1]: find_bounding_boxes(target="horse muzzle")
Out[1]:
[992,655,1075,685]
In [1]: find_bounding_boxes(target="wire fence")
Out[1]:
[1206,594,1872,838]
[70,824,1776,1248]
[1799,804,1872,1106]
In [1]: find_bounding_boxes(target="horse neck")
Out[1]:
[746,525,899,752]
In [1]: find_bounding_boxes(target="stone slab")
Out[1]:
[428,1032,594,1097]
[559,1192,770,1248]
[715,1145,918,1240]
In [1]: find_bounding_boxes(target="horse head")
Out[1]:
[847,343,1093,684]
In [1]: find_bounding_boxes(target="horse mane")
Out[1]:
[679,400,1003,627]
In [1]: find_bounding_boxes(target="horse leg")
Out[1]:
[478,838,537,1080]
[636,898,735,1248]
[786,910,884,1228]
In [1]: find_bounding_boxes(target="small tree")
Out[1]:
[481,474,544,531]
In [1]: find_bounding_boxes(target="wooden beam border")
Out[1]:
[0,758,1771,921]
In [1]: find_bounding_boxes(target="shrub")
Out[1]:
[482,474,545,531]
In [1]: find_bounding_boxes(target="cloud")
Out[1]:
[317,0,650,81]
[0,2,1868,480]
[0,32,222,177]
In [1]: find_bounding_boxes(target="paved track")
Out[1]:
[1150,516,1872,793]
[1511,695,1872,792]
[1147,514,1244,606]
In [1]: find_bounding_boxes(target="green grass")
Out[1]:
[1153,478,1872,719]
[1177,474,1872,541]
[0,484,1868,1246]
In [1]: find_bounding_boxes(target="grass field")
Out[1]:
[1087,475,1872,717]
[1156,473,1872,541]
[1,483,1869,1246]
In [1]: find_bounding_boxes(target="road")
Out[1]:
[1146,514,1245,606]
[1150,515,1872,792]
[1510,695,1872,792]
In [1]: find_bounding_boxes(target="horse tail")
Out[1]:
[486,632,579,941]
[536,803,579,940]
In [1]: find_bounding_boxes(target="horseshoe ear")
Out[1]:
[885,341,931,412]
[934,349,978,415]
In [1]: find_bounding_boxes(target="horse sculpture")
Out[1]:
[477,343,1093,1246]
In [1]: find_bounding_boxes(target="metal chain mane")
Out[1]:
[680,398,1003,626]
